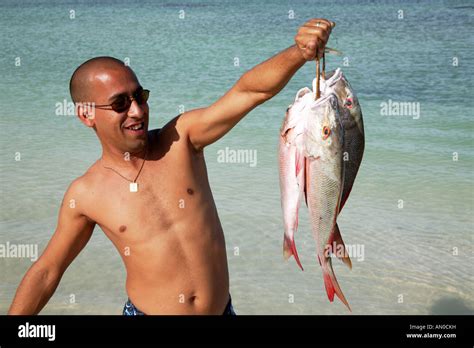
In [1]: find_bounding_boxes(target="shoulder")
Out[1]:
[73,160,103,192]
[66,174,92,198]
[161,110,206,135]
[157,110,206,151]
[61,165,100,218]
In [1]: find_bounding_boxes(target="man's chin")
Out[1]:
[124,136,148,155]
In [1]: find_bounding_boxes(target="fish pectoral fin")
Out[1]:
[334,224,353,270]
[295,148,304,178]
[283,235,304,271]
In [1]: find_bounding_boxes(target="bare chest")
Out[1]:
[86,149,214,244]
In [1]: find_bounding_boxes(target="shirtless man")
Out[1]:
[8,19,335,315]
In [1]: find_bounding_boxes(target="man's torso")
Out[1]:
[75,120,230,314]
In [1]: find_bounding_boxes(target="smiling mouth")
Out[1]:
[124,122,145,131]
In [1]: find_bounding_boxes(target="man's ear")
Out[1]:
[75,102,96,128]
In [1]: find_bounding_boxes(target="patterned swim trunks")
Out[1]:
[123,295,236,315]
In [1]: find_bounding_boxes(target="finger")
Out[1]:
[306,37,323,60]
[306,18,333,32]
[306,18,333,28]
[306,35,328,59]
[306,18,336,34]
[296,36,316,60]
[297,34,318,48]
[301,26,330,43]
[298,32,329,55]
[306,20,330,29]
[318,41,329,59]
[316,44,325,59]
[305,24,330,39]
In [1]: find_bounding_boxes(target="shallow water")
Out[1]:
[0,0,473,314]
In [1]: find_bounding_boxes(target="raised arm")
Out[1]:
[180,18,335,151]
[8,178,95,315]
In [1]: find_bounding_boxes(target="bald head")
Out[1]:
[69,56,134,104]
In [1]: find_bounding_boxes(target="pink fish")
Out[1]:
[278,69,364,311]
[304,92,349,311]
[278,87,312,271]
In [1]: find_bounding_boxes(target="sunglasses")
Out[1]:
[93,89,150,113]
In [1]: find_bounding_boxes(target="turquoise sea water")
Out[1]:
[0,0,473,314]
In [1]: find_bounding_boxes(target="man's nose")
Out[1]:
[128,99,145,118]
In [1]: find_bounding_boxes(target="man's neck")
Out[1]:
[100,142,148,171]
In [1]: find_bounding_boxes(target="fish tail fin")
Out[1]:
[283,235,304,271]
[321,258,351,311]
[334,224,352,270]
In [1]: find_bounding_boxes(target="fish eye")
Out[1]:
[322,126,331,140]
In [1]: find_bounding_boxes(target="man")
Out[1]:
[9,19,335,315]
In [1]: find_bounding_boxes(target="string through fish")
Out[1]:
[315,56,320,100]
[322,52,326,80]
[315,52,326,100]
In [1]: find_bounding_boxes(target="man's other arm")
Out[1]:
[8,178,95,314]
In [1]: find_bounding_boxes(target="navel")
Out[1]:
[119,225,127,233]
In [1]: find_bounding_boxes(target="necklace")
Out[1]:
[102,147,148,192]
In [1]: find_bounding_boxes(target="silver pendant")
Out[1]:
[130,182,138,192]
